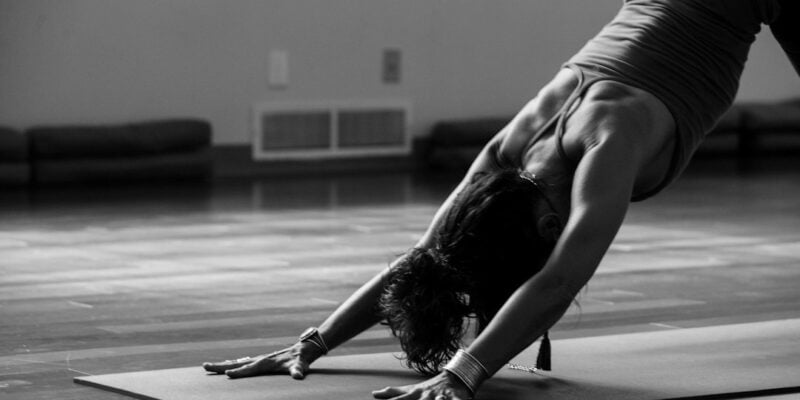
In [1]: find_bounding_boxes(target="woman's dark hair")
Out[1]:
[379,168,562,375]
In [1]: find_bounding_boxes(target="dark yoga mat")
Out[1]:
[75,319,800,399]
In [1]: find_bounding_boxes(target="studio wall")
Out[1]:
[1,0,797,145]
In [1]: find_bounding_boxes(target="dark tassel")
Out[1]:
[536,331,551,371]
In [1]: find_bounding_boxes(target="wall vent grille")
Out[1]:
[252,100,411,160]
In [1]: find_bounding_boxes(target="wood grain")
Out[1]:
[2,170,799,399]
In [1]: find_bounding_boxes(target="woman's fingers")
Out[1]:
[202,358,252,374]
[372,386,426,400]
[204,346,307,380]
[225,357,277,379]
[390,388,423,400]
[418,391,436,400]
[288,359,308,380]
[224,363,258,379]
[372,386,407,399]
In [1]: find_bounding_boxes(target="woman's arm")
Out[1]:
[202,262,393,379]
[466,129,639,375]
[204,131,509,379]
[317,129,509,355]
[374,118,643,399]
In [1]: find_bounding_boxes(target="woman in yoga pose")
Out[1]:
[204,1,799,398]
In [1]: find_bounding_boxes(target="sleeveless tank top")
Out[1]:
[512,64,667,201]
[564,0,780,198]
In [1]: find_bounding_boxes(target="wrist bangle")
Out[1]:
[443,349,489,396]
[298,327,329,355]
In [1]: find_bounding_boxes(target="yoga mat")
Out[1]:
[75,319,800,400]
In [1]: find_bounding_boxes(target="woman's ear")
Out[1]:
[537,213,562,242]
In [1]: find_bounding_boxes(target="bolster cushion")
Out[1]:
[742,98,800,132]
[28,119,211,159]
[0,126,29,162]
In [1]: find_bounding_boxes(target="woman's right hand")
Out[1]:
[202,341,321,380]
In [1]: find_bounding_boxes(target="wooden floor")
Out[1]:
[1,159,800,399]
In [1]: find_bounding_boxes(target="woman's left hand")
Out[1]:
[372,371,472,400]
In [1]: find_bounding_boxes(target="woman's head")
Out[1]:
[379,168,563,374]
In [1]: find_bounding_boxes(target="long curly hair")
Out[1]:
[379,168,562,374]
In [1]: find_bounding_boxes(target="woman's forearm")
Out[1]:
[466,274,574,376]
[315,174,471,355]
[466,144,633,377]
[316,263,394,352]
[203,259,398,378]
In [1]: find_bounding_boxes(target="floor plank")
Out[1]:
[2,168,799,399]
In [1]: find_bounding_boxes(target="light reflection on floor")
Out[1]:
[1,160,799,399]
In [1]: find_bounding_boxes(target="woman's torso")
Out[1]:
[487,0,776,201]
[567,0,774,184]
[493,67,676,203]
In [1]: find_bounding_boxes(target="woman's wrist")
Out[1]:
[440,369,474,399]
[297,326,329,363]
[442,349,489,397]
[299,327,329,353]
[296,340,326,363]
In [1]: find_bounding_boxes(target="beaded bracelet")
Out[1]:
[443,349,489,396]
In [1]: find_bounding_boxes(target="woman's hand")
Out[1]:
[372,371,472,400]
[202,342,321,379]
